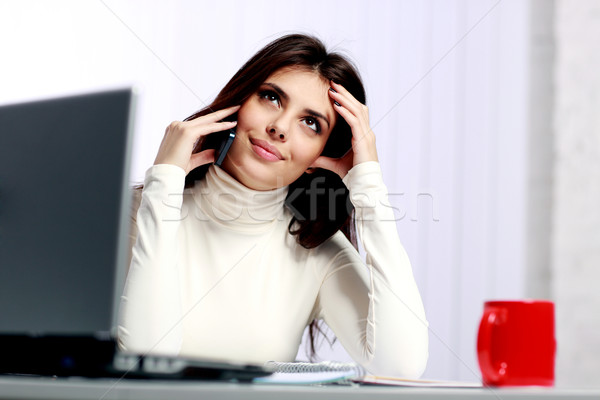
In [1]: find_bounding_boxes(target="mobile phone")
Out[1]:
[214,128,236,167]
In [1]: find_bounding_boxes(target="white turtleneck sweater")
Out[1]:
[118,161,428,377]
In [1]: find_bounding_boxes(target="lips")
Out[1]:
[250,138,284,160]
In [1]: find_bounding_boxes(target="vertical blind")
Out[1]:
[0,0,529,381]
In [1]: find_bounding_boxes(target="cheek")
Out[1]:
[236,102,263,132]
[228,103,265,155]
[292,136,329,165]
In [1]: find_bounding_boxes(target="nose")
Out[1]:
[268,126,286,141]
[267,114,292,141]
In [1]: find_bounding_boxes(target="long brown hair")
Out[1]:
[185,33,366,361]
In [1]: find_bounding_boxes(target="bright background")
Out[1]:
[2,0,597,386]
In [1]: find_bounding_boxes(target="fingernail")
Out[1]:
[329,87,337,93]
[334,101,341,107]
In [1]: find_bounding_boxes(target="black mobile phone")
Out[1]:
[214,128,236,167]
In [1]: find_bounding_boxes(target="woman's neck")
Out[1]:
[192,165,289,230]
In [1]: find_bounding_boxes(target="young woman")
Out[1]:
[118,34,428,378]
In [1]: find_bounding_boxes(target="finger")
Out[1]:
[331,97,373,142]
[330,81,364,112]
[185,120,237,144]
[191,105,241,125]
[329,92,366,123]
[331,100,361,131]
[188,149,216,172]
[197,120,238,136]
[330,81,356,101]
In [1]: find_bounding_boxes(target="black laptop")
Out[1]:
[0,89,271,381]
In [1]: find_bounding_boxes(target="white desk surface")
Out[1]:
[1,376,599,400]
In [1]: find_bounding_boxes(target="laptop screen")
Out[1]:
[0,89,135,336]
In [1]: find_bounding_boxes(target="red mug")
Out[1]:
[477,300,556,387]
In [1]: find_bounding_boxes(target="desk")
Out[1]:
[1,377,599,400]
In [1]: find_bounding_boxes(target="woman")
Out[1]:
[118,34,428,378]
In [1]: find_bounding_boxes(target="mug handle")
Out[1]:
[477,306,506,385]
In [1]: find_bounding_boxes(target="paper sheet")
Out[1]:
[354,375,482,387]
[254,371,356,385]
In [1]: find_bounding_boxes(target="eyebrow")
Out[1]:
[263,82,331,129]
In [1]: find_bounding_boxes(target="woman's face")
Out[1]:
[221,67,338,191]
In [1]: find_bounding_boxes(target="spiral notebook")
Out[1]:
[253,361,482,387]
[254,361,364,385]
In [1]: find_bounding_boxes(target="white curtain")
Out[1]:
[0,0,529,381]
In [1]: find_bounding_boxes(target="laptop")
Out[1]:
[0,89,271,381]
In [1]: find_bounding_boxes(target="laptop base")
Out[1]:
[0,334,271,382]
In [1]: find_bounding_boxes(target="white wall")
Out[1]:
[552,0,600,388]
[0,0,531,381]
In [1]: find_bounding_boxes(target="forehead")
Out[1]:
[263,68,336,124]
[266,66,328,85]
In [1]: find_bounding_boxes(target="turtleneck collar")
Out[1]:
[193,165,289,231]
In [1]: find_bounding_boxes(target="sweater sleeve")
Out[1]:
[315,161,429,378]
[117,164,186,356]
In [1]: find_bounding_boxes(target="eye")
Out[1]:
[258,90,280,107]
[303,117,321,134]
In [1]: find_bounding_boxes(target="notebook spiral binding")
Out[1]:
[264,361,365,376]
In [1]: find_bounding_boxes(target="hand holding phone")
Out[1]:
[154,105,239,174]
[214,128,236,167]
